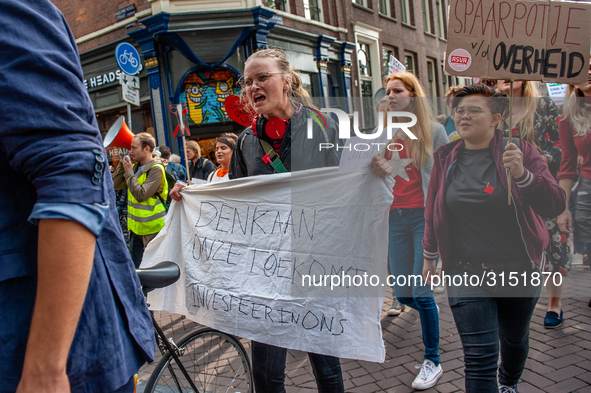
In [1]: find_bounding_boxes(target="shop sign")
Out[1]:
[84,70,122,89]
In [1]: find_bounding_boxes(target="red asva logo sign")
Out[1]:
[448,49,472,72]
[451,56,469,64]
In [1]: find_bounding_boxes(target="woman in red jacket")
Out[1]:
[422,85,565,393]
[557,59,591,308]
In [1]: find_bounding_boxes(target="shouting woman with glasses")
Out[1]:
[422,85,565,393]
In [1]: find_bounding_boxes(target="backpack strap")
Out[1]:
[259,139,288,173]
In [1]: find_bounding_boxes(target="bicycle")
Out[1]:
[136,261,253,393]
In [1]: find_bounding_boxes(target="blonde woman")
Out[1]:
[557,59,591,308]
[229,48,345,393]
[381,72,448,390]
[498,80,566,328]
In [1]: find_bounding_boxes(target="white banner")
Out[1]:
[142,167,394,362]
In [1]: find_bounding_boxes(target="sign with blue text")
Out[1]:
[115,42,142,76]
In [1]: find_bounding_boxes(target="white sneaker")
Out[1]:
[411,359,443,390]
[388,298,406,316]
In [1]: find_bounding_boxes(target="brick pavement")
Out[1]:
[137,259,591,393]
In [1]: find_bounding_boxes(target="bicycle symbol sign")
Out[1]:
[115,42,142,75]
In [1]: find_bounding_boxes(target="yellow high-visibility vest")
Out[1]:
[127,163,168,236]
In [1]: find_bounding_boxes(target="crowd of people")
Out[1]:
[2,1,590,392]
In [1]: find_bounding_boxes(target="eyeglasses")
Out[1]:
[453,106,488,118]
[481,79,497,88]
[239,72,283,89]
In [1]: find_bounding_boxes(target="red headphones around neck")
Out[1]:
[252,115,289,140]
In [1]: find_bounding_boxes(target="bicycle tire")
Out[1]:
[144,327,253,393]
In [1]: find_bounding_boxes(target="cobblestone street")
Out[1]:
[138,257,591,393]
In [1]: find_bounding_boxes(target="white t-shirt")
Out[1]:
[208,169,229,183]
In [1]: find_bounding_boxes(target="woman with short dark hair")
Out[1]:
[422,85,566,393]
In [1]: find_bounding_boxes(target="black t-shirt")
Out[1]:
[445,147,530,265]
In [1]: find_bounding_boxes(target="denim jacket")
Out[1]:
[0,1,154,390]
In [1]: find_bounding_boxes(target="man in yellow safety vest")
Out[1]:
[113,132,168,267]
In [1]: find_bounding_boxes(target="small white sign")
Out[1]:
[338,130,392,173]
[388,55,406,75]
[547,83,568,106]
[119,74,140,89]
[122,83,140,106]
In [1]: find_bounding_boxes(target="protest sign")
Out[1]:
[142,167,395,362]
[338,129,391,173]
[389,55,407,75]
[445,0,591,84]
[547,83,568,106]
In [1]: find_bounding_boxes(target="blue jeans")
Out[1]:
[388,208,440,365]
[448,265,541,393]
[251,342,344,393]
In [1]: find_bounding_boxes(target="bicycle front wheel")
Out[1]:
[144,327,253,393]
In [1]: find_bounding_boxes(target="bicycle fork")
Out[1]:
[151,311,200,393]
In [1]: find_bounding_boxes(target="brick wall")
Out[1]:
[51,0,150,51]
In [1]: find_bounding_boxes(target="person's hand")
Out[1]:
[542,154,552,164]
[423,258,438,286]
[122,156,133,172]
[170,182,187,201]
[503,142,524,178]
[557,209,573,233]
[370,155,392,177]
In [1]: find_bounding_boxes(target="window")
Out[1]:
[400,0,411,24]
[354,24,381,128]
[358,41,375,127]
[358,43,372,77]
[266,0,288,11]
[353,0,364,5]
[382,47,399,77]
[361,80,374,128]
[436,0,447,38]
[379,0,389,15]
[426,58,438,110]
[298,72,314,96]
[423,0,434,34]
[304,0,322,21]
[404,51,416,75]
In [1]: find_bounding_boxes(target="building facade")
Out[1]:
[53,0,462,161]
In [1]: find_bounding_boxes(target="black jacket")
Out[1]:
[189,156,215,181]
[230,106,343,179]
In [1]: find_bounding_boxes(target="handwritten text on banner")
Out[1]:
[142,167,394,362]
